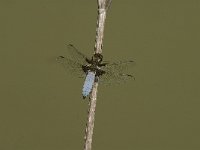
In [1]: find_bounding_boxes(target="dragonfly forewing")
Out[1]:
[56,56,85,77]
[66,44,88,65]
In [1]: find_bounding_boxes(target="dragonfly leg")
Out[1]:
[98,62,108,67]
[96,69,105,77]
[82,65,89,74]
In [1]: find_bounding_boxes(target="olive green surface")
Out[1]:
[0,0,200,150]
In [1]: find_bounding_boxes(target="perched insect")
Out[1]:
[57,44,134,99]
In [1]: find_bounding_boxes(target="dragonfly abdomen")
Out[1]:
[82,71,96,99]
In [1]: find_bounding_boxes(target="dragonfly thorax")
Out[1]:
[82,53,106,77]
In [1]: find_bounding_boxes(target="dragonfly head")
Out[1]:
[93,53,103,63]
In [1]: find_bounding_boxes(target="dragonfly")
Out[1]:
[57,44,135,99]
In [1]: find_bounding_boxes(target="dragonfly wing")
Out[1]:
[66,44,88,65]
[99,60,135,85]
[103,60,135,72]
[99,70,134,85]
[56,56,85,77]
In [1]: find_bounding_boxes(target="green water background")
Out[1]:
[0,0,200,149]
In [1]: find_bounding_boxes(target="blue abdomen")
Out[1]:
[82,71,96,98]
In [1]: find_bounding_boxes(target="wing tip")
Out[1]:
[68,43,73,46]
[56,56,65,62]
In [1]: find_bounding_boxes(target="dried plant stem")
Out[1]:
[84,0,112,150]
[84,82,98,150]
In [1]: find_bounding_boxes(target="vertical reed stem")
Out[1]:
[84,0,112,150]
